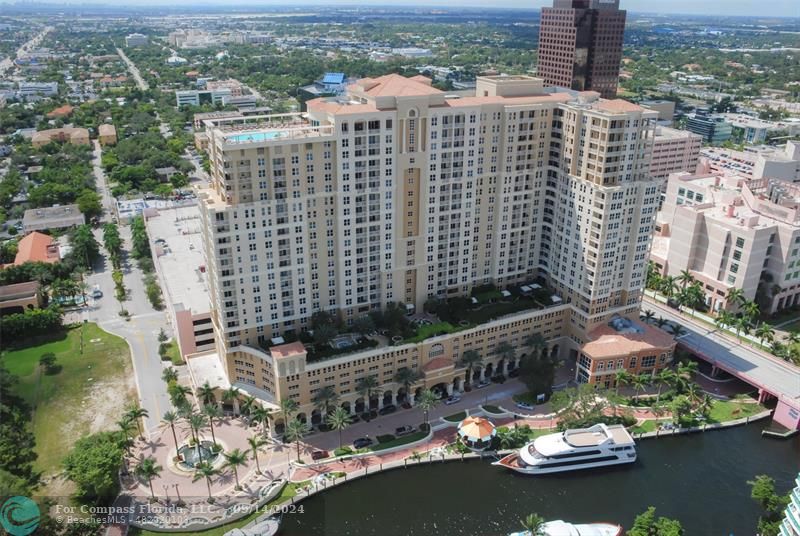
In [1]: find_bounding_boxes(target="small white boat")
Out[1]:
[509,519,622,536]
[494,423,636,475]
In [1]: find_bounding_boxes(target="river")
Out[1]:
[279,424,799,535]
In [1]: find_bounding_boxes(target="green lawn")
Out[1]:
[463,297,542,325]
[129,481,309,536]
[707,399,763,423]
[473,289,503,303]
[369,431,428,451]
[443,411,467,423]
[163,340,184,366]
[482,405,504,414]
[404,321,466,343]
[0,323,134,474]
[512,392,540,405]
[629,419,671,435]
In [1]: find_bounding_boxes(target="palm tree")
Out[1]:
[655,317,669,330]
[735,316,751,341]
[162,410,180,450]
[356,375,380,410]
[495,341,516,362]
[614,370,631,396]
[117,417,135,454]
[458,349,483,387]
[716,310,734,331]
[416,388,439,428]
[686,382,702,407]
[631,374,650,400]
[279,397,299,423]
[524,332,548,359]
[251,406,271,436]
[660,276,679,298]
[676,361,698,392]
[239,395,257,421]
[192,461,218,503]
[161,367,178,384]
[520,513,547,536]
[742,300,761,327]
[188,412,208,461]
[641,310,655,324]
[284,418,311,462]
[169,384,192,407]
[677,269,694,290]
[247,435,267,474]
[202,404,223,446]
[787,330,800,346]
[755,323,775,347]
[672,325,688,339]
[312,385,340,416]
[125,405,149,438]
[135,457,163,500]
[223,448,249,490]
[326,406,352,449]
[393,367,423,403]
[698,394,713,417]
[221,386,241,413]
[726,287,746,309]
[655,369,677,403]
[197,382,216,406]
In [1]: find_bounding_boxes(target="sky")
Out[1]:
[6,0,800,18]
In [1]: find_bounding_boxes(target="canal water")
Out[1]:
[279,424,799,535]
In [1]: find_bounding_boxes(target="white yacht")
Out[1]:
[494,423,636,475]
[509,520,622,536]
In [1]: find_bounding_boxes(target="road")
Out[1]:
[77,142,172,436]
[644,298,800,405]
[116,46,148,90]
[0,26,52,77]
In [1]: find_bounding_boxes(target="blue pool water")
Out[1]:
[227,131,283,143]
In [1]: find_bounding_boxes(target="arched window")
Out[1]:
[429,344,444,358]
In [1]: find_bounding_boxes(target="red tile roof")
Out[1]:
[422,357,454,372]
[270,341,307,359]
[582,319,675,359]
[14,232,59,265]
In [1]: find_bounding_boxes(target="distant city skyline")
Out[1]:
[2,0,798,18]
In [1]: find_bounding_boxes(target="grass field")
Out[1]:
[369,431,428,451]
[163,340,184,366]
[0,323,135,475]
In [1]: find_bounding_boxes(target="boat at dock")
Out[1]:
[494,423,636,475]
[508,519,622,536]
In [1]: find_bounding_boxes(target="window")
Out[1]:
[429,344,444,358]
[736,237,745,248]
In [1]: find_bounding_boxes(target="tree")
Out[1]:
[549,385,608,430]
[676,269,694,290]
[748,475,790,536]
[615,370,632,396]
[756,323,775,347]
[393,367,422,402]
[240,395,258,419]
[326,406,351,449]
[102,223,122,266]
[715,310,734,331]
[631,374,651,400]
[312,385,339,416]
[192,461,218,503]
[669,395,692,425]
[655,369,677,403]
[726,288,745,309]
[125,405,149,438]
[62,431,125,505]
[187,412,208,460]
[202,404,222,446]
[416,389,439,428]
[221,386,241,412]
[279,397,299,425]
[223,448,248,490]
[458,349,483,387]
[135,456,163,500]
[247,435,267,475]
[742,300,760,326]
[197,381,216,405]
[641,310,655,323]
[284,418,311,462]
[734,316,751,341]
[520,513,547,535]
[76,190,102,219]
[627,507,683,536]
[70,224,100,269]
[169,383,191,407]
[356,375,380,409]
[39,352,58,374]
[353,314,375,335]
[251,406,271,436]
[162,410,180,450]
[494,341,516,364]
[518,344,558,399]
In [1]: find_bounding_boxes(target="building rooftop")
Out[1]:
[13,232,59,265]
[22,204,83,229]
[582,316,674,359]
[146,205,210,315]
[270,341,307,359]
[355,73,442,98]
[0,281,40,301]
[98,123,116,136]
[186,351,230,390]
[593,99,644,113]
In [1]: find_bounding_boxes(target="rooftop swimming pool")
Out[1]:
[226,131,284,143]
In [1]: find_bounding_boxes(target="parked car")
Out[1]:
[395,425,414,436]
[508,368,520,378]
[378,404,397,416]
[491,374,506,384]
[401,402,412,410]
[353,437,373,449]
[515,401,534,410]
[311,450,329,461]
[444,395,461,405]
[476,379,490,389]
[91,285,103,299]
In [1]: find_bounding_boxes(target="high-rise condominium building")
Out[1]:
[193,74,659,416]
[198,73,658,350]
[537,0,627,99]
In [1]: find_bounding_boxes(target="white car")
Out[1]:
[476,380,490,389]
[515,401,534,410]
[444,395,461,405]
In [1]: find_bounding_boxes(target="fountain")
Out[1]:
[176,440,220,470]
